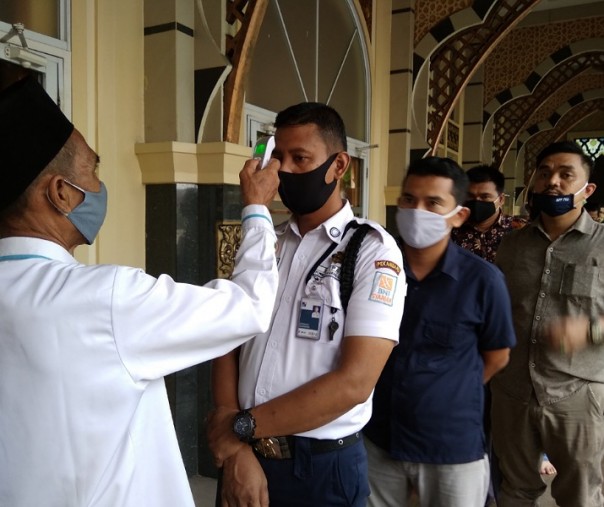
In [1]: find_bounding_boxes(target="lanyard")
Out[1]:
[0,254,51,261]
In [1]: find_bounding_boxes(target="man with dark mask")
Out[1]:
[451,164,521,506]
[208,102,406,507]
[491,141,604,507]
[363,156,515,507]
[451,164,518,264]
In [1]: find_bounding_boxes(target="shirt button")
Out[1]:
[269,341,277,349]
[548,247,554,253]
[531,339,537,344]
[535,315,541,321]
[540,292,546,298]
[298,254,306,261]
[259,388,267,396]
[530,362,536,368]
[285,296,291,303]
[545,269,551,274]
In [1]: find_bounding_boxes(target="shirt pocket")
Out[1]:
[305,273,344,344]
[417,321,472,369]
[560,264,599,298]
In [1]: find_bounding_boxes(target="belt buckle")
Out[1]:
[253,437,283,459]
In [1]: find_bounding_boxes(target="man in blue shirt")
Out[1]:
[364,156,516,507]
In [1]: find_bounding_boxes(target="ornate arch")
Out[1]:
[425,0,538,152]
[521,97,604,180]
[492,52,604,166]
[223,0,269,143]
[483,38,604,122]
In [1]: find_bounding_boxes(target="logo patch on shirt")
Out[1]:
[374,260,401,275]
[369,272,397,306]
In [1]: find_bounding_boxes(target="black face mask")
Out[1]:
[278,153,339,215]
[465,200,497,224]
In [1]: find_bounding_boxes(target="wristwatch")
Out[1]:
[232,409,257,443]
[590,319,603,346]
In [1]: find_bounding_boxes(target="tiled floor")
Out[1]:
[189,473,559,506]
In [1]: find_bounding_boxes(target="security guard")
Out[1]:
[209,102,406,507]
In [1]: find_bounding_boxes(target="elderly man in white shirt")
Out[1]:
[0,76,280,507]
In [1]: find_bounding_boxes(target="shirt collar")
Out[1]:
[403,239,461,282]
[0,237,77,264]
[277,200,355,244]
[439,240,463,280]
[534,208,597,238]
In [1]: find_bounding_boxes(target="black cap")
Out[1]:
[0,76,74,211]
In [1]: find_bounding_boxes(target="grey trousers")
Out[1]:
[491,382,604,507]
[365,438,489,507]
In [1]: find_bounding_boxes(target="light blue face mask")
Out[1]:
[63,180,108,244]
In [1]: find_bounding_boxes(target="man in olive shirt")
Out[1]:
[492,141,604,507]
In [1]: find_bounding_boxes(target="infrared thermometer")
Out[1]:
[253,135,275,169]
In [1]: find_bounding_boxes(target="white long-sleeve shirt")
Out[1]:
[0,205,277,507]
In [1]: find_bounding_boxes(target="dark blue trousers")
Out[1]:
[216,437,369,507]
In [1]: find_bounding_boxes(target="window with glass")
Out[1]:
[0,0,70,113]
[244,0,370,217]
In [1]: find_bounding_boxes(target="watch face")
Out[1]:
[233,411,255,442]
[234,415,252,435]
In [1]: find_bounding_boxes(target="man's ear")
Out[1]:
[451,206,470,228]
[584,182,597,201]
[46,175,75,214]
[333,152,351,179]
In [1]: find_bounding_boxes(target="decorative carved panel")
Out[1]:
[414,0,472,46]
[492,52,604,166]
[216,221,242,279]
[530,73,604,125]
[427,0,539,153]
[484,16,604,105]
[523,98,604,181]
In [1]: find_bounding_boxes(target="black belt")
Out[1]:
[252,432,361,460]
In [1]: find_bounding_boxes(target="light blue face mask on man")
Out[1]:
[63,180,108,244]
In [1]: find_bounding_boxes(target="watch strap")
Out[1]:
[233,409,257,443]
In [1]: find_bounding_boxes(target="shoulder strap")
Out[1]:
[304,220,358,285]
[339,223,373,314]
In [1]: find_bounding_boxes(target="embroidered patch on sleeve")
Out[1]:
[374,260,401,275]
[369,272,397,306]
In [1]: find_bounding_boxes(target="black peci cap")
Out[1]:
[0,76,74,211]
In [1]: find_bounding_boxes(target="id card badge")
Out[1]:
[296,297,324,340]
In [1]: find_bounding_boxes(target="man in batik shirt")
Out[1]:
[452,164,522,263]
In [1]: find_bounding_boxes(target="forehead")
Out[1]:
[72,130,98,167]
[274,123,326,151]
[468,181,498,196]
[538,152,586,174]
[403,174,455,198]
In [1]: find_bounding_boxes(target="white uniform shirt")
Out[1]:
[238,202,406,439]
[0,205,277,507]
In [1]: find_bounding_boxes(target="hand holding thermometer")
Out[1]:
[253,135,275,169]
